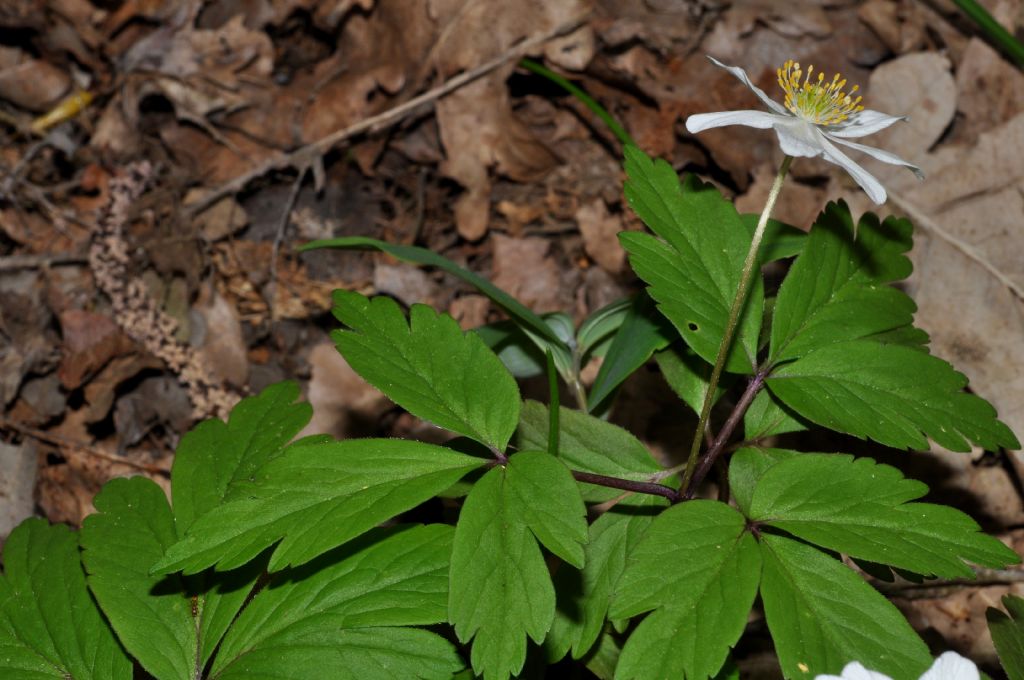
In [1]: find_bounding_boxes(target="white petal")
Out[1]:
[707,56,790,115]
[814,661,893,680]
[818,134,888,204]
[686,110,783,133]
[920,653,979,680]
[828,110,908,138]
[827,135,926,179]
[771,118,826,158]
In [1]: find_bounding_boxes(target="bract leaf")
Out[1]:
[749,454,1020,577]
[767,340,1020,451]
[211,525,462,680]
[619,145,763,373]
[332,291,520,451]
[770,204,916,364]
[988,594,1024,680]
[449,465,556,680]
[172,381,311,533]
[517,400,665,502]
[0,519,130,679]
[153,439,484,574]
[609,501,760,680]
[81,477,259,679]
[505,451,588,567]
[759,534,930,679]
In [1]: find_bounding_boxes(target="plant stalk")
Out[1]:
[678,155,792,494]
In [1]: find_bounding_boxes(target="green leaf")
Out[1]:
[749,453,1019,577]
[153,439,484,574]
[449,465,555,680]
[654,342,726,415]
[545,497,664,662]
[767,340,1020,451]
[300,236,571,361]
[743,389,807,441]
[80,477,259,680]
[475,314,573,379]
[332,291,520,451]
[576,297,633,357]
[988,595,1024,680]
[759,534,930,679]
[211,525,462,680]
[609,501,760,680]
[505,451,588,567]
[739,213,808,263]
[172,381,311,532]
[0,519,130,679]
[770,204,915,364]
[587,292,673,410]
[619,145,763,373]
[729,447,798,518]
[517,400,665,502]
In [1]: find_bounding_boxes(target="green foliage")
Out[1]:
[767,339,1019,451]
[989,595,1024,680]
[759,534,931,679]
[748,453,1019,578]
[153,438,483,574]
[332,290,521,450]
[620,145,763,373]
[610,501,760,680]
[4,143,1021,680]
[0,520,130,679]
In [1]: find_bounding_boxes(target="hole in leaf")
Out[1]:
[687,322,699,332]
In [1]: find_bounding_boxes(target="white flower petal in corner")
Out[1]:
[813,652,980,680]
[920,652,979,680]
[684,57,924,205]
[815,661,893,680]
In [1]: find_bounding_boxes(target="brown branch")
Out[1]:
[184,15,588,218]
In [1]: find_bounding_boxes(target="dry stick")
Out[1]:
[0,417,169,475]
[184,16,588,219]
[888,191,1024,301]
[0,253,87,270]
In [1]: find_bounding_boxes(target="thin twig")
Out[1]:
[0,253,87,270]
[0,417,169,475]
[269,168,306,319]
[183,16,587,218]
[888,191,1024,301]
[572,470,681,503]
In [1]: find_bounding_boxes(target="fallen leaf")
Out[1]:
[298,340,391,440]
[575,197,626,273]
[490,233,568,313]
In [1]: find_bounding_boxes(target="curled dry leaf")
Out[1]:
[0,45,70,111]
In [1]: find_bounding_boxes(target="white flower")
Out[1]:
[814,652,979,680]
[685,57,924,204]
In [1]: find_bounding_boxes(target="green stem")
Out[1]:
[678,155,793,495]
[949,0,1024,68]
[546,350,560,456]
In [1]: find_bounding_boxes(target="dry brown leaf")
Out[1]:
[490,233,566,313]
[575,197,626,273]
[298,340,390,440]
[0,46,70,111]
[955,38,1024,143]
[58,309,136,390]
[193,289,249,387]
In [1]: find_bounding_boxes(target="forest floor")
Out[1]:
[1,0,1023,674]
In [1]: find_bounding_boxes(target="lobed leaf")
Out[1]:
[609,501,760,680]
[729,447,798,518]
[749,453,1020,577]
[153,439,484,574]
[759,534,930,679]
[619,145,763,374]
[770,204,916,364]
[301,236,571,364]
[767,340,1020,451]
[988,595,1024,680]
[742,389,807,441]
[211,525,461,680]
[449,465,556,680]
[545,496,665,662]
[332,291,521,451]
[80,477,260,680]
[172,381,311,533]
[0,520,130,679]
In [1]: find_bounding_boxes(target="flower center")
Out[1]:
[777,60,864,126]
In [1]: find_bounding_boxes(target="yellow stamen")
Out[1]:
[776,60,865,126]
